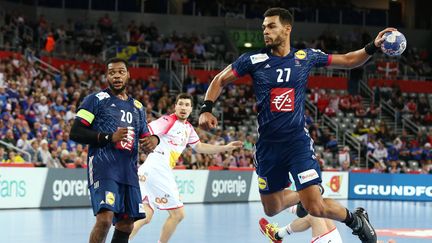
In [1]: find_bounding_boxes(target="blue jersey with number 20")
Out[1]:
[76,89,149,187]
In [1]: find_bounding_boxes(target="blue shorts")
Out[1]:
[254,128,322,194]
[89,179,145,225]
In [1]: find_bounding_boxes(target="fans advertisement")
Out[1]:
[174,170,209,203]
[0,168,48,208]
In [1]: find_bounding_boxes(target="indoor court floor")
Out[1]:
[1,200,431,243]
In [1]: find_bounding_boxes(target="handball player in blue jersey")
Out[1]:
[70,58,159,243]
[199,7,395,243]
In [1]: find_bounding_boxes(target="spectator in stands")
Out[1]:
[59,149,71,166]
[387,145,399,162]
[355,103,367,118]
[325,134,338,159]
[6,151,25,163]
[353,119,368,144]
[339,94,351,112]
[417,96,430,115]
[423,111,432,125]
[324,94,339,117]
[370,161,384,173]
[243,135,254,151]
[338,146,351,170]
[0,147,7,162]
[193,40,206,60]
[16,132,31,151]
[367,103,380,118]
[404,99,417,114]
[372,141,388,166]
[376,121,392,144]
[35,139,50,167]
[44,32,56,54]
[385,160,402,174]
[410,142,423,162]
[26,140,39,162]
[2,129,16,146]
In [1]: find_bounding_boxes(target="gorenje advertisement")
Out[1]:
[349,173,432,201]
[40,169,90,207]
[204,171,253,202]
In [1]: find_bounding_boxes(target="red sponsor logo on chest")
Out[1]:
[270,88,295,112]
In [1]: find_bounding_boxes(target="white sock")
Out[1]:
[286,205,297,215]
[277,223,293,238]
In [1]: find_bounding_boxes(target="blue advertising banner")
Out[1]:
[349,173,432,201]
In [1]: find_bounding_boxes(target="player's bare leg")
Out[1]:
[89,210,114,243]
[299,185,377,243]
[260,189,300,217]
[129,204,154,240]
[159,207,185,243]
[298,185,347,220]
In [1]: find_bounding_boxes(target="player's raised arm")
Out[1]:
[198,64,238,130]
[329,27,397,69]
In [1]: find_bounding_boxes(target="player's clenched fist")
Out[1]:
[112,127,129,142]
[140,135,159,153]
[198,112,218,130]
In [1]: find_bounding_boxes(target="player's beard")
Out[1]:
[265,35,283,49]
[109,81,126,95]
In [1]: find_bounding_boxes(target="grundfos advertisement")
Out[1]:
[349,173,432,201]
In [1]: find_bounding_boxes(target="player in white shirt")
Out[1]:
[260,205,343,243]
[130,93,243,243]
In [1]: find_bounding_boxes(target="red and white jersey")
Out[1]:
[147,114,200,168]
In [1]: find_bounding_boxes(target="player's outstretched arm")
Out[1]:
[329,27,397,69]
[199,64,238,130]
[193,140,243,154]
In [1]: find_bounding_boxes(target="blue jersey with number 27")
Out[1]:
[232,48,331,142]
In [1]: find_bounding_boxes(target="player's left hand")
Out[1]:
[374,27,398,47]
[140,135,158,153]
[224,141,243,151]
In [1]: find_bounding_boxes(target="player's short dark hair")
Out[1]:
[263,7,293,25]
[105,58,129,70]
[175,93,193,106]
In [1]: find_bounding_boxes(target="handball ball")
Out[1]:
[381,30,407,56]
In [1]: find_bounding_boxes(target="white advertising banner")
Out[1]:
[321,171,349,199]
[174,170,209,203]
[0,168,48,208]
[248,172,260,201]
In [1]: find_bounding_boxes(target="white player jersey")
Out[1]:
[147,114,200,168]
